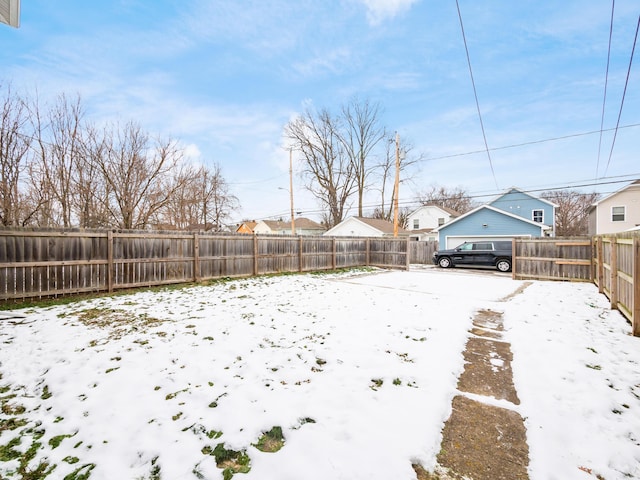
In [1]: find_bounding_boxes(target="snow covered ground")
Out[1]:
[0,267,638,480]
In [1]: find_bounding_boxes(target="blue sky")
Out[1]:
[2,0,639,223]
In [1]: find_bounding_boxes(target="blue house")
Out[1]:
[434,187,556,249]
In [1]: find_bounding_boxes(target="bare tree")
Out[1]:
[418,184,474,214]
[541,189,599,236]
[32,93,86,227]
[75,124,112,228]
[339,97,386,217]
[286,108,357,227]
[373,137,422,221]
[94,121,186,229]
[199,163,239,231]
[153,162,239,231]
[0,83,35,226]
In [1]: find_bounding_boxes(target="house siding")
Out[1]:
[590,184,640,234]
[489,189,554,232]
[438,208,542,247]
[323,218,381,237]
[406,206,454,231]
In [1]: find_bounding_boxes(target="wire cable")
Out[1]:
[603,14,640,178]
[422,123,640,163]
[596,0,615,179]
[455,0,499,190]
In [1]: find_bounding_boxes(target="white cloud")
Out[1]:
[356,0,419,25]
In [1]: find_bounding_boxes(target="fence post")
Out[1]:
[596,237,604,293]
[511,238,516,280]
[610,237,618,311]
[193,233,200,282]
[633,237,640,337]
[107,230,114,293]
[332,238,336,270]
[364,238,369,266]
[298,236,303,272]
[405,237,410,270]
[253,235,259,276]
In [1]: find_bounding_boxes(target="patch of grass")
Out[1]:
[148,455,161,480]
[203,443,251,478]
[49,433,75,449]
[165,388,189,400]
[586,364,602,370]
[1,417,28,432]
[254,426,285,453]
[393,378,402,386]
[41,385,53,400]
[2,401,26,415]
[63,463,96,480]
[0,436,22,461]
[370,378,384,390]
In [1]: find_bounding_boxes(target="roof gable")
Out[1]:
[590,179,640,207]
[490,187,557,208]
[354,217,409,234]
[407,204,460,218]
[434,204,550,231]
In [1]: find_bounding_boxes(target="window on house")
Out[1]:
[438,217,445,226]
[532,209,543,223]
[413,219,419,229]
[612,206,625,222]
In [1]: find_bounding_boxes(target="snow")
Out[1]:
[0,267,639,480]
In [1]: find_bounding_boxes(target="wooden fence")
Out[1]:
[513,235,640,337]
[409,240,438,264]
[0,229,409,302]
[513,238,593,282]
[592,234,640,336]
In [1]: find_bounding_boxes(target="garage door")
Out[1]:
[445,235,529,249]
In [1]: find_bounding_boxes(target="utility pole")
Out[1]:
[289,148,296,235]
[393,132,400,237]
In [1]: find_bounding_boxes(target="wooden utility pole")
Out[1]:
[289,148,296,235]
[393,132,400,237]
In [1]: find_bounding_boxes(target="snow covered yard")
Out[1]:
[0,268,639,480]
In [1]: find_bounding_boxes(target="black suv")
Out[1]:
[432,240,513,272]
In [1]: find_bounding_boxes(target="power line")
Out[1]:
[455,0,499,190]
[249,173,640,223]
[603,14,640,178]
[421,123,640,163]
[596,0,615,179]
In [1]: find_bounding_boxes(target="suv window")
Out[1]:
[473,243,493,250]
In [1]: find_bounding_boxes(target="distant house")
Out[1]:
[488,187,556,235]
[588,180,640,234]
[323,217,409,237]
[406,204,459,241]
[236,221,257,234]
[434,187,554,249]
[253,218,326,236]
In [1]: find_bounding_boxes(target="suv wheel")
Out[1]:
[496,259,511,272]
[438,257,452,268]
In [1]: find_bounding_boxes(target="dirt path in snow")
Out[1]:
[414,303,531,479]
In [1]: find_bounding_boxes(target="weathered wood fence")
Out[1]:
[513,235,640,336]
[0,229,409,302]
[513,238,593,282]
[409,240,438,264]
